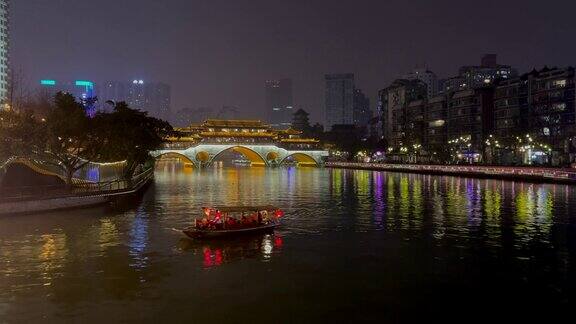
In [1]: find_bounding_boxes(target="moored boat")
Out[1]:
[183,205,284,239]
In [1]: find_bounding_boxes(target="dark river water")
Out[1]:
[1,164,576,322]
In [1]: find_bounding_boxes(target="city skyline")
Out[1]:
[10,0,576,123]
[4,1,576,321]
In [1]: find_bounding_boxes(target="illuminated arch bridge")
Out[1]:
[151,119,329,167]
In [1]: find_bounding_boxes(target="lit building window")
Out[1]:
[553,79,567,88]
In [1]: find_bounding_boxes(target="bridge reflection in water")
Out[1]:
[153,119,328,167]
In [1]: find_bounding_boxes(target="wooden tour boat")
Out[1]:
[182,205,284,239]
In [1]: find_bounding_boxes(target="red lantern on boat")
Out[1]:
[275,209,284,218]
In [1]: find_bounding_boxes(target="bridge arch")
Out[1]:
[154,152,197,168]
[279,153,319,167]
[209,146,268,167]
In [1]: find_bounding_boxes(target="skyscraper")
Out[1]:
[403,67,438,98]
[325,73,354,129]
[0,0,9,106]
[96,80,171,120]
[265,79,293,128]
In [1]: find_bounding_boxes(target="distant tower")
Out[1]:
[0,0,9,107]
[325,73,355,129]
[265,79,293,128]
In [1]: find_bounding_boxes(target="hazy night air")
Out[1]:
[5,1,576,321]
[11,0,576,122]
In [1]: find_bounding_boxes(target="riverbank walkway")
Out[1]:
[0,167,154,215]
[326,162,576,184]
[0,168,154,202]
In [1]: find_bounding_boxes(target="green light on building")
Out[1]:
[75,80,94,87]
[40,80,56,86]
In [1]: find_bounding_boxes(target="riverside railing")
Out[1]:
[325,162,576,183]
[0,168,154,202]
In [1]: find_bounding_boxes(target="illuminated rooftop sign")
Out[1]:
[75,80,94,87]
[40,80,56,86]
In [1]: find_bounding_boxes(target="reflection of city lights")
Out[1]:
[39,235,57,261]
[37,234,68,285]
[99,219,119,249]
[129,208,149,270]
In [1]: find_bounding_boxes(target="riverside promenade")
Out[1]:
[0,168,154,215]
[326,162,576,184]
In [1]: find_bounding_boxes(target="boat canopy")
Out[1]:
[202,205,279,213]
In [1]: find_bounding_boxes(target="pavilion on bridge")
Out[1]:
[164,119,321,150]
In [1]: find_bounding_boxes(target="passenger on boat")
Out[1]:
[225,217,238,229]
[196,218,209,230]
[214,217,223,230]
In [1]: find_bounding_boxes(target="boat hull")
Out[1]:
[183,223,279,239]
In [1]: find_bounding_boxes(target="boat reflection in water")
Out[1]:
[177,233,284,268]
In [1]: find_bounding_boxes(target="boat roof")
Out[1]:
[203,205,279,212]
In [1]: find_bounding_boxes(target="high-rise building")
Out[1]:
[440,54,516,93]
[494,66,576,164]
[265,79,293,128]
[96,80,171,120]
[424,95,448,157]
[325,73,354,129]
[96,81,127,112]
[406,98,426,148]
[403,67,438,98]
[446,87,495,162]
[0,0,9,106]
[378,79,427,148]
[353,88,372,129]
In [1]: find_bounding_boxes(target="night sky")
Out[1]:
[12,0,576,122]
